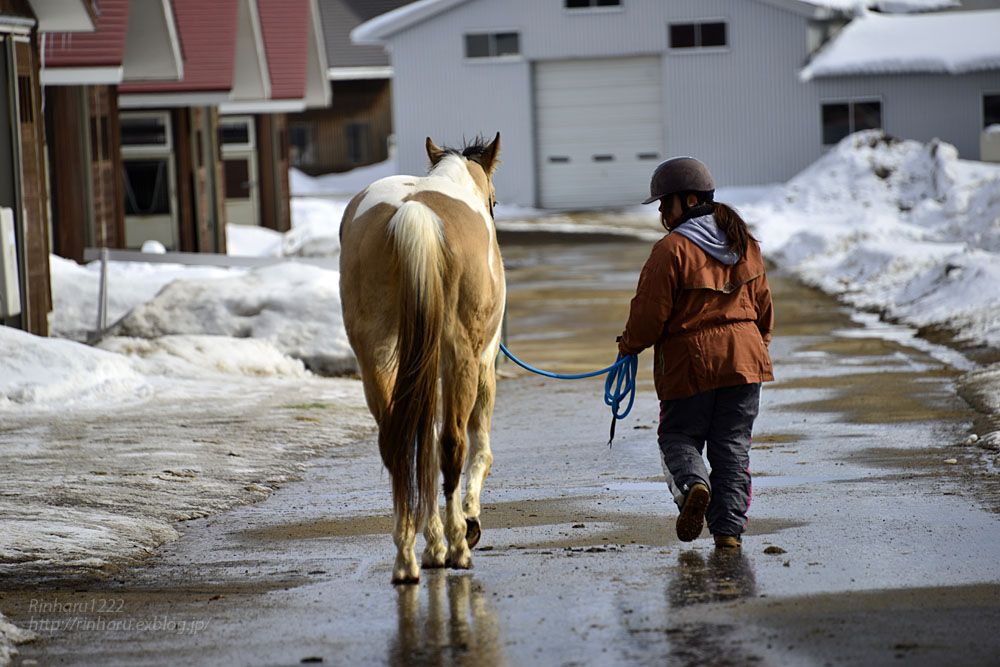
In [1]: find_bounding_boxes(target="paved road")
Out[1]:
[8,233,1000,666]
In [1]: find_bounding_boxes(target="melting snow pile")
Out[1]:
[744,130,1000,351]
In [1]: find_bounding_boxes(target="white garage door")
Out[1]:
[535,56,663,209]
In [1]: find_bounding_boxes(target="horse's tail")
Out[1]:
[382,200,444,528]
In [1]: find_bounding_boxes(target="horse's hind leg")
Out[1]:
[421,481,446,569]
[462,358,496,548]
[440,355,478,569]
[392,508,420,584]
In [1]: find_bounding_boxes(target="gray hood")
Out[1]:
[673,214,739,266]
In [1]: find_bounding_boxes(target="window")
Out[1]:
[218,117,254,150]
[120,113,169,148]
[821,100,882,145]
[123,160,170,216]
[345,121,371,165]
[288,122,315,167]
[565,0,620,8]
[669,21,727,49]
[985,94,1000,129]
[464,31,520,59]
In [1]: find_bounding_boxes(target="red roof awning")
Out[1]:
[120,0,239,94]
[257,0,309,100]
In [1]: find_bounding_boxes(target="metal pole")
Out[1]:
[96,247,109,334]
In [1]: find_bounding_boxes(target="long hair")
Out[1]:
[712,201,755,259]
[662,194,757,259]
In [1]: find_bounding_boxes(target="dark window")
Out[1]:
[494,32,520,57]
[985,94,1000,128]
[465,31,520,58]
[701,22,727,47]
[121,116,168,147]
[822,103,851,145]
[122,159,170,216]
[346,121,371,165]
[670,21,728,49]
[669,24,696,48]
[853,101,882,132]
[223,159,250,199]
[822,100,881,145]
[219,122,250,146]
[565,0,620,7]
[464,33,490,58]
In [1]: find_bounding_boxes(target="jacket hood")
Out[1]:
[673,214,740,265]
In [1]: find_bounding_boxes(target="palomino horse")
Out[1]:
[339,134,505,583]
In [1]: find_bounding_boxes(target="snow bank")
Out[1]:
[744,130,1000,350]
[0,325,151,411]
[106,262,353,376]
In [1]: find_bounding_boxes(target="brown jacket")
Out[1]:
[619,232,774,400]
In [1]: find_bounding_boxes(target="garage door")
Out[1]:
[535,56,663,209]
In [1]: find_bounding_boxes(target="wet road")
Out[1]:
[9,232,1000,666]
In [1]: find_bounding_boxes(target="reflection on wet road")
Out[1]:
[390,574,502,667]
[9,230,1000,666]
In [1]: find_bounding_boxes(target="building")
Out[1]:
[1,0,329,338]
[353,0,1000,209]
[287,0,413,176]
[1,0,97,335]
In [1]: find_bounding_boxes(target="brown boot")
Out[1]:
[714,534,742,549]
[675,483,710,542]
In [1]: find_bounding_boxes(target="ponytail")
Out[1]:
[712,202,755,259]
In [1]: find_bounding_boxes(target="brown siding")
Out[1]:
[257,113,291,232]
[89,85,125,250]
[46,84,125,262]
[287,79,392,175]
[172,108,196,252]
[16,37,50,336]
[46,86,88,263]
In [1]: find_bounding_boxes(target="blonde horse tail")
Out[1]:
[382,200,444,529]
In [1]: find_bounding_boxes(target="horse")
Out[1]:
[339,133,505,584]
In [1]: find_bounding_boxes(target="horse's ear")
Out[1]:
[481,132,501,175]
[426,137,446,166]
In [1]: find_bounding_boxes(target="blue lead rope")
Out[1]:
[498,341,638,447]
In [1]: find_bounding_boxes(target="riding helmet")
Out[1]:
[642,157,715,204]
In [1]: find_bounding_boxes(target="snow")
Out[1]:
[4,133,1000,663]
[741,130,1000,352]
[801,9,1000,80]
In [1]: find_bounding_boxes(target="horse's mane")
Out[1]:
[437,135,498,170]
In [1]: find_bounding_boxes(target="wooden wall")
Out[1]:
[287,79,391,175]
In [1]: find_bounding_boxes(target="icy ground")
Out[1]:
[1,131,999,663]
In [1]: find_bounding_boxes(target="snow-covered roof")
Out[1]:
[801,9,1000,80]
[797,0,958,12]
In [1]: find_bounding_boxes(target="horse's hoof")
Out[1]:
[445,554,473,570]
[465,516,482,548]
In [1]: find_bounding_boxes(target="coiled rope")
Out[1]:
[498,341,638,446]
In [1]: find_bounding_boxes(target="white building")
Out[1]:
[355,0,1000,209]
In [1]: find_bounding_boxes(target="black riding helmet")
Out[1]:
[642,156,715,205]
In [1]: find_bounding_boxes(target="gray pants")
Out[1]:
[658,383,760,537]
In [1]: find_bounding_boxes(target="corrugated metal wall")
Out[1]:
[384,0,1000,207]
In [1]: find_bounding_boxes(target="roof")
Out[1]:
[350,0,957,44]
[42,0,128,68]
[257,0,310,99]
[801,8,1000,80]
[319,0,413,75]
[120,0,239,95]
[27,0,98,32]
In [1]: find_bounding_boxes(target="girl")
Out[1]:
[618,157,774,548]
